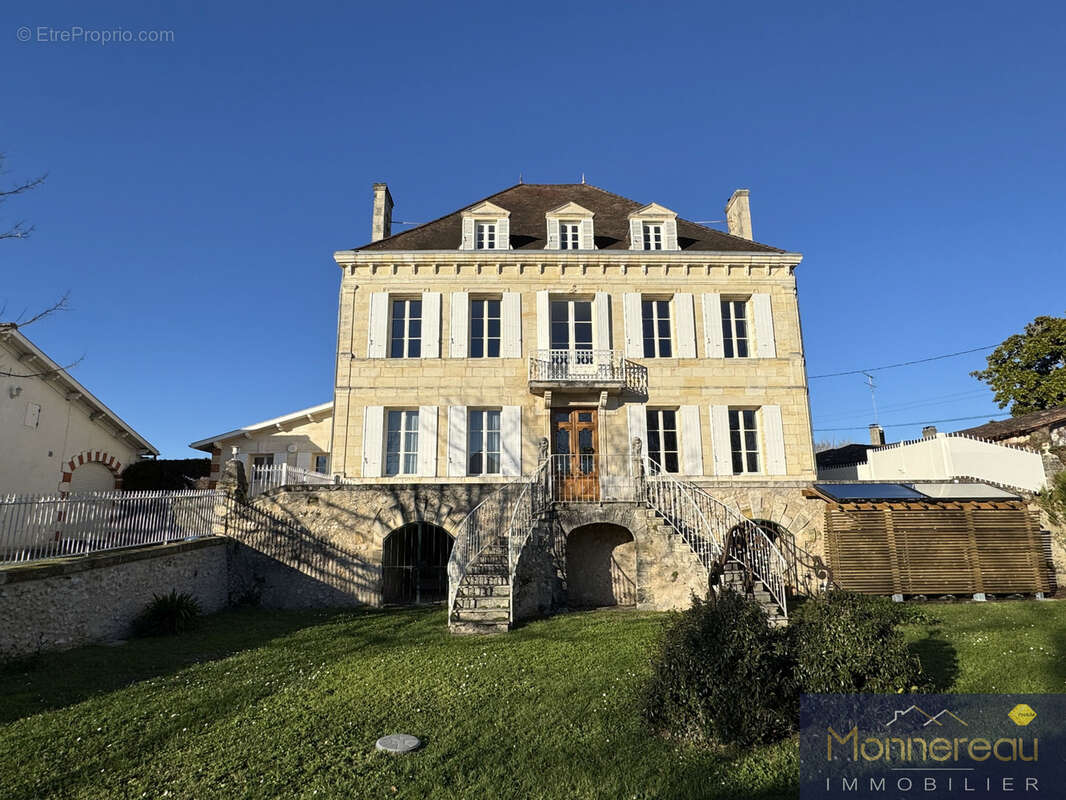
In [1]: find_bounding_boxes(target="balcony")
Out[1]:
[528,349,647,396]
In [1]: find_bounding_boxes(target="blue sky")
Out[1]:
[3,1,1065,457]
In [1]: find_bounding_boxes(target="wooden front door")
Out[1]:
[551,408,599,501]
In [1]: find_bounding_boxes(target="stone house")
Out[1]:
[0,326,157,494]
[220,180,828,630]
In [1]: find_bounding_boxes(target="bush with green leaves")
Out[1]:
[133,590,202,637]
[642,591,796,747]
[787,591,929,693]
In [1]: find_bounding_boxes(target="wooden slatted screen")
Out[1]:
[824,505,1049,595]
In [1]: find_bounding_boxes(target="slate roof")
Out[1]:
[815,443,877,469]
[355,183,784,253]
[957,405,1066,440]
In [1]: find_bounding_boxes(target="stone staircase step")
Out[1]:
[453,596,510,610]
[462,574,509,586]
[451,614,509,627]
[449,620,508,635]
[456,584,510,598]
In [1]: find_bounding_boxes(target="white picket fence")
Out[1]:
[0,489,222,565]
[247,464,334,497]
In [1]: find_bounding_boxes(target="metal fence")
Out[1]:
[0,489,222,565]
[247,464,333,497]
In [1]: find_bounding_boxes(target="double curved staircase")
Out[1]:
[446,444,831,633]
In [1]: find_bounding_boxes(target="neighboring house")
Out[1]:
[190,401,333,486]
[958,406,1066,481]
[817,424,1046,492]
[0,326,158,494]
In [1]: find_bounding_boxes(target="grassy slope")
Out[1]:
[0,600,1062,800]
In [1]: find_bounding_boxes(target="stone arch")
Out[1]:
[566,522,637,607]
[713,488,823,555]
[59,450,123,495]
[381,521,454,605]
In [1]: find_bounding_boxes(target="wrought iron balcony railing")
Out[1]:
[527,349,647,395]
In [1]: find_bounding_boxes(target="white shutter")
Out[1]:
[501,291,522,357]
[460,216,475,250]
[674,293,697,358]
[367,292,389,358]
[545,219,559,249]
[594,291,610,351]
[709,405,733,476]
[536,290,550,352]
[762,405,787,475]
[680,405,703,476]
[579,217,595,250]
[629,218,644,250]
[623,292,643,358]
[418,405,438,477]
[421,292,441,358]
[496,217,510,250]
[663,219,679,251]
[296,451,312,471]
[501,405,522,476]
[447,406,467,476]
[627,403,648,465]
[362,406,384,477]
[450,292,468,358]
[752,293,777,358]
[703,293,725,358]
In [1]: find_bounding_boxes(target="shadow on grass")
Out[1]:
[909,627,960,691]
[0,605,404,725]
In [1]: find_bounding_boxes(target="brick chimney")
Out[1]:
[371,183,393,242]
[922,426,938,439]
[725,189,752,240]
[869,424,886,447]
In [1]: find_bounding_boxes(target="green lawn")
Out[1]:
[0,600,1063,800]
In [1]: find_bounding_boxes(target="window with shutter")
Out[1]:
[469,297,501,358]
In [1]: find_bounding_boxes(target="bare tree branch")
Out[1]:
[0,153,47,241]
[0,354,85,379]
[12,291,71,327]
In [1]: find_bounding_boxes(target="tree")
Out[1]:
[0,153,47,241]
[971,314,1066,416]
[1037,470,1066,527]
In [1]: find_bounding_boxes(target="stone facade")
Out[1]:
[0,538,227,658]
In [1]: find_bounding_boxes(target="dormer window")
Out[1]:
[629,203,679,251]
[545,202,595,250]
[559,221,581,250]
[460,201,510,250]
[475,222,496,250]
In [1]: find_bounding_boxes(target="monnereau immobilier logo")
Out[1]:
[800,694,1066,798]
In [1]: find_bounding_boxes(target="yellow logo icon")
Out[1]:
[1008,704,1037,726]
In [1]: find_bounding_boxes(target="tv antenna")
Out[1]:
[863,372,879,424]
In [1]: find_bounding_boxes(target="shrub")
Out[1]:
[133,590,202,637]
[121,458,211,491]
[787,591,928,694]
[642,592,796,747]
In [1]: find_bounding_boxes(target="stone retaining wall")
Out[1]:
[0,538,227,659]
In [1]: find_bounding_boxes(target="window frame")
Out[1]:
[558,221,581,250]
[475,221,496,251]
[728,408,760,475]
[385,409,420,476]
[467,408,502,476]
[642,222,664,250]
[389,297,423,359]
[469,295,502,358]
[312,453,330,474]
[646,408,680,475]
[549,297,594,351]
[641,297,673,358]
[721,297,751,359]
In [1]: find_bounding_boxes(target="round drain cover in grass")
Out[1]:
[375,734,421,754]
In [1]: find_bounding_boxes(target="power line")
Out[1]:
[812,412,1007,433]
[808,345,996,379]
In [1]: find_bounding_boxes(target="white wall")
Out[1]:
[0,339,144,495]
[219,415,333,474]
[817,434,1046,492]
